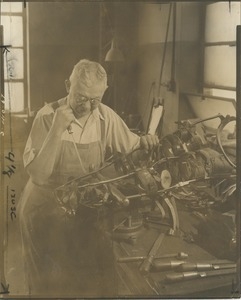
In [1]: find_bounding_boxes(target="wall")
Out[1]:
[136,3,177,136]
[28,2,100,111]
[135,3,202,136]
[28,2,208,131]
[178,2,204,122]
[100,2,139,115]
[178,2,203,93]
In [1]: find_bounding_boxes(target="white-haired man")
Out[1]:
[19,59,159,296]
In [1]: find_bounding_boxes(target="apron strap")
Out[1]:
[100,119,105,144]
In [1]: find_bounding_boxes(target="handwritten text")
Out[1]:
[1,93,5,136]
[2,151,16,178]
[9,188,16,221]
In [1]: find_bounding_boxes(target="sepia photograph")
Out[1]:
[0,1,240,298]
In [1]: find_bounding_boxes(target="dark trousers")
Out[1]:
[21,203,118,297]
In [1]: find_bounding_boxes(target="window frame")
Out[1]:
[1,2,28,114]
[201,2,240,93]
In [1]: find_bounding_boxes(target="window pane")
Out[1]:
[204,88,236,100]
[1,16,23,47]
[204,45,236,88]
[205,2,241,42]
[1,2,23,13]
[4,82,24,112]
[4,49,24,79]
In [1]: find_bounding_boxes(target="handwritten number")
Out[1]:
[10,206,16,221]
[5,152,14,162]
[2,165,16,177]
[3,152,16,177]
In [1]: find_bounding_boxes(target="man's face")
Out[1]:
[68,80,107,118]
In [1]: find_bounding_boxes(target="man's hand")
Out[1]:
[140,134,159,153]
[26,104,76,185]
[52,104,75,135]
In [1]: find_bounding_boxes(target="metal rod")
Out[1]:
[157,3,173,98]
[203,83,236,91]
[236,25,241,273]
[181,91,236,103]
[117,252,188,263]
[205,41,236,47]
[77,171,136,189]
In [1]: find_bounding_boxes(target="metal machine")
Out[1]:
[54,114,237,260]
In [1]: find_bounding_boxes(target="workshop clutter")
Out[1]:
[54,114,236,264]
[117,250,236,283]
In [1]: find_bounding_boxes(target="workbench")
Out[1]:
[112,209,239,298]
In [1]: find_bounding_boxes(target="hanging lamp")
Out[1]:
[105,37,124,62]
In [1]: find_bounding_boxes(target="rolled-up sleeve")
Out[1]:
[23,110,52,168]
[104,106,140,154]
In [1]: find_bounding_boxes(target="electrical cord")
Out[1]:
[157,3,173,98]
[134,81,156,133]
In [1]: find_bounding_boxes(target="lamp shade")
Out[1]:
[105,38,124,62]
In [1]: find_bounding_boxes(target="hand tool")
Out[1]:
[165,267,237,283]
[177,262,236,272]
[117,251,188,263]
[139,232,165,275]
[151,260,185,272]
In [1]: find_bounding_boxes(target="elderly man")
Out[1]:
[19,59,159,296]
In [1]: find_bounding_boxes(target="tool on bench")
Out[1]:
[117,251,188,263]
[165,267,237,283]
[163,196,179,235]
[139,232,165,275]
[151,260,185,272]
[177,262,236,272]
[155,251,188,260]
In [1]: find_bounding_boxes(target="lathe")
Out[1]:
[54,114,237,297]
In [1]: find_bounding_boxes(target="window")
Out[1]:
[1,2,28,113]
[186,3,239,131]
[203,2,241,98]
